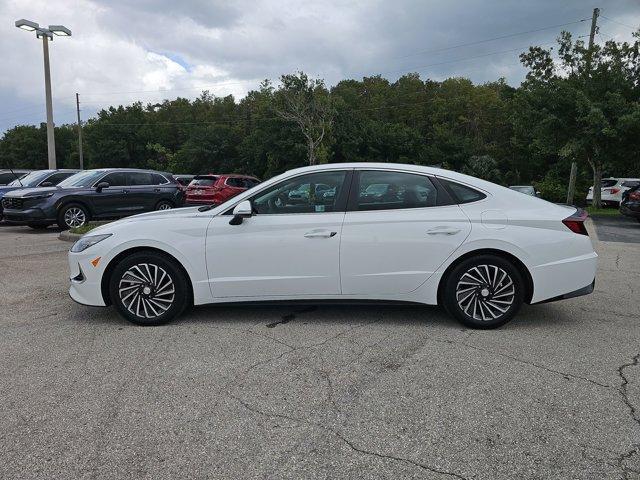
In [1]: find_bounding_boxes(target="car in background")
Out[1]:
[0,169,79,220]
[509,185,539,197]
[0,169,31,185]
[2,168,183,230]
[620,184,640,222]
[587,178,640,206]
[173,175,194,193]
[185,174,260,206]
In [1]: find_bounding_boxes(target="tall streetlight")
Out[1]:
[15,19,72,169]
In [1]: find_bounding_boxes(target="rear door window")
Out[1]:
[354,171,439,211]
[226,177,245,188]
[128,172,154,186]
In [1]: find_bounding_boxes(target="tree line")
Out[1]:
[1,31,638,207]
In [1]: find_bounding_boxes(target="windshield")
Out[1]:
[600,179,617,188]
[58,170,108,188]
[8,171,51,187]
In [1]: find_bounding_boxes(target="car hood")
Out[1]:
[89,207,205,235]
[3,186,64,198]
[0,185,24,196]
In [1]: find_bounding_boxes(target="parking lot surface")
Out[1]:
[0,222,638,479]
[592,214,640,243]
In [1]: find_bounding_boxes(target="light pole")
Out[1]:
[15,19,71,170]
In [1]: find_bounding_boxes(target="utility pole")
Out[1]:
[76,93,84,170]
[585,8,600,75]
[42,34,56,169]
[567,7,599,205]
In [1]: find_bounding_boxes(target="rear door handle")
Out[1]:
[304,230,337,238]
[154,188,161,192]
[122,189,129,194]
[426,226,461,235]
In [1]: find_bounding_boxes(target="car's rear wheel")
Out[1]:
[109,251,190,326]
[58,203,89,230]
[443,255,524,329]
[155,200,174,211]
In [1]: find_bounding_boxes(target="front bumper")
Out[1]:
[2,207,54,224]
[68,249,108,307]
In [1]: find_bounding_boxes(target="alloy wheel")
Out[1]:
[118,263,175,319]
[64,207,86,228]
[455,264,516,321]
[157,202,172,210]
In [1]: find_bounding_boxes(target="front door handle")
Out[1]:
[304,230,337,238]
[426,226,461,235]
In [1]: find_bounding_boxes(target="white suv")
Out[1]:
[587,178,640,206]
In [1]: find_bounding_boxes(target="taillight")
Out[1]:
[609,188,620,194]
[562,209,589,236]
[630,191,640,201]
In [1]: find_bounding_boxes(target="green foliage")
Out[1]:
[533,172,566,203]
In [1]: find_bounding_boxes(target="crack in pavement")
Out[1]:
[228,394,468,480]
[429,337,611,389]
[616,354,640,479]
[266,306,318,328]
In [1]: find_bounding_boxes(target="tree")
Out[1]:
[519,31,640,207]
[274,72,334,165]
[461,155,502,182]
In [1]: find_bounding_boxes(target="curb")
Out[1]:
[59,230,82,242]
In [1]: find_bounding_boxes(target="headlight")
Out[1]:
[70,234,112,253]
[27,192,55,200]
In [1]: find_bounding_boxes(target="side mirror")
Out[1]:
[96,181,110,192]
[229,200,253,225]
[40,181,53,187]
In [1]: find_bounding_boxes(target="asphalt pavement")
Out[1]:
[592,214,640,243]
[0,222,638,479]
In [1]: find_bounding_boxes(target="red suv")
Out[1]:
[185,174,260,206]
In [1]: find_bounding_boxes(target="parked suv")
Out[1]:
[185,174,260,206]
[620,184,640,222]
[587,178,640,206]
[0,169,31,185]
[2,168,183,230]
[0,169,79,220]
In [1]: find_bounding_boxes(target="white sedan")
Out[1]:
[68,163,597,329]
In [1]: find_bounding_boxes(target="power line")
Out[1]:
[600,15,638,31]
[398,19,588,59]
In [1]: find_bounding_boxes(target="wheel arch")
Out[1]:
[100,246,194,306]
[57,197,94,218]
[437,248,534,305]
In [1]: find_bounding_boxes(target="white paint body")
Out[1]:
[68,163,597,309]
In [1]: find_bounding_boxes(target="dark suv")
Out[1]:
[2,168,183,230]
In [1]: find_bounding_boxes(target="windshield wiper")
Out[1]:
[9,168,23,187]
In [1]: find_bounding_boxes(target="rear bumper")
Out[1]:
[529,251,598,304]
[535,280,595,304]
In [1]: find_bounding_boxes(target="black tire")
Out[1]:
[28,224,49,230]
[57,203,89,230]
[155,200,174,211]
[109,251,190,326]
[442,254,524,329]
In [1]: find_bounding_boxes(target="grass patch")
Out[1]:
[587,206,621,217]
[69,221,111,235]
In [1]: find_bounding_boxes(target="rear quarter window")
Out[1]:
[440,179,487,204]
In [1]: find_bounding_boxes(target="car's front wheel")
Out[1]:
[155,200,174,211]
[443,255,524,329]
[58,203,89,230]
[109,251,190,326]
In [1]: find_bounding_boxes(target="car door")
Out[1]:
[89,171,128,217]
[125,172,158,212]
[340,169,471,295]
[206,170,352,298]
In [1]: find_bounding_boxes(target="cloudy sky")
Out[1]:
[0,0,638,133]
